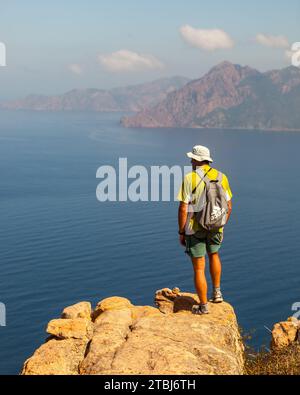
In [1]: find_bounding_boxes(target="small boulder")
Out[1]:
[271,321,299,350]
[155,288,181,314]
[93,296,133,320]
[61,302,92,320]
[47,318,93,340]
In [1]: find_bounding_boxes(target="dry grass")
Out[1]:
[245,343,300,375]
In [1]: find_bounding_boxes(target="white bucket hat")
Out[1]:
[187,145,213,163]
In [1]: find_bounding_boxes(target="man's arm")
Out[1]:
[226,200,232,224]
[178,201,188,246]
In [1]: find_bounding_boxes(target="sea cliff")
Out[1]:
[21,288,245,375]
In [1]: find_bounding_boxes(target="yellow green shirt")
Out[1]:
[177,164,233,235]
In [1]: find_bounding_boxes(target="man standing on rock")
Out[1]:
[177,145,233,315]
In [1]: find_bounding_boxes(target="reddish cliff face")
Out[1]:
[121,62,300,131]
[121,62,259,128]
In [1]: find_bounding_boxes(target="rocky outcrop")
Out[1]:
[61,301,92,320]
[21,288,245,375]
[122,62,300,131]
[271,317,300,350]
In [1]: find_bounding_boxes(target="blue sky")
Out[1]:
[0,0,299,99]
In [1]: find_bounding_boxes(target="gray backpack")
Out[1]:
[192,168,228,231]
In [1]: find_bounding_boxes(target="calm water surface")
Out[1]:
[0,110,300,374]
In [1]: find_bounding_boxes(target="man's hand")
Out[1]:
[178,201,188,246]
[179,234,186,247]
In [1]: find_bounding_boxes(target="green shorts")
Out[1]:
[184,229,223,258]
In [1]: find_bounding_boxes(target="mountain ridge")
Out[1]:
[121,61,300,131]
[0,76,190,113]
[2,61,300,131]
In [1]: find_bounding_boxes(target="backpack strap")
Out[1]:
[203,170,223,185]
[192,167,212,195]
[217,171,223,183]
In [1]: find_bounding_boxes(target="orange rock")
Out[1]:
[271,321,299,350]
[21,338,87,375]
[21,290,245,375]
[61,302,92,320]
[47,318,93,340]
[93,296,133,320]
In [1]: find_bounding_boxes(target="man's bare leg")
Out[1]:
[208,252,223,302]
[208,252,222,288]
[192,257,208,305]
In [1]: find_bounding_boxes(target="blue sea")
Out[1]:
[1,110,300,375]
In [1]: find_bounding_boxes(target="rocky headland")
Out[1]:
[21,287,300,375]
[21,288,245,375]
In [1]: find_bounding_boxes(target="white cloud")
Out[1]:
[285,43,300,67]
[68,64,83,75]
[256,34,289,48]
[179,25,234,51]
[98,50,164,72]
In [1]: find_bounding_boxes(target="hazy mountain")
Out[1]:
[0,76,190,112]
[121,62,300,131]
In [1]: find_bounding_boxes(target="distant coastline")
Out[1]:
[1,107,299,133]
[121,123,300,133]
[2,62,300,132]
